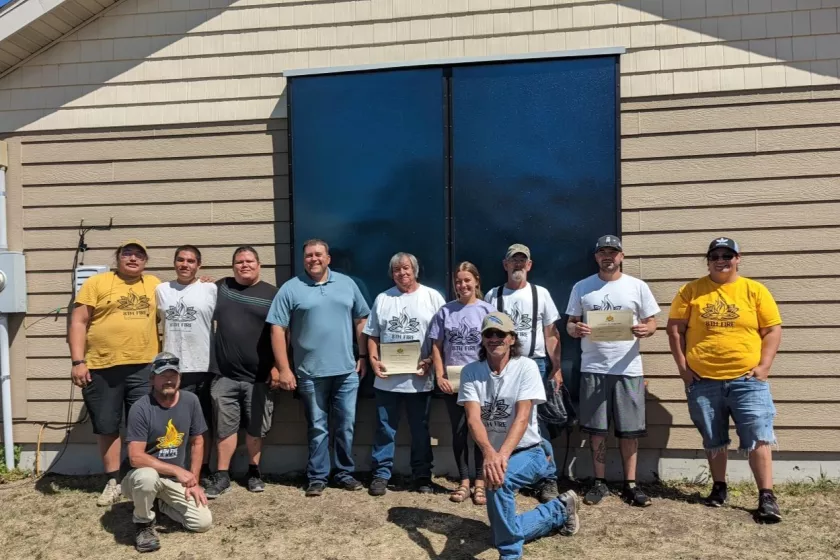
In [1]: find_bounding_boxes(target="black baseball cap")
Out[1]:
[706,237,740,256]
[594,235,622,253]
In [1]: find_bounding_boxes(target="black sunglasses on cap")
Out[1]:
[153,357,180,368]
[483,329,508,339]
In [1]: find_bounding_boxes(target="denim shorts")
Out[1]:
[686,375,776,453]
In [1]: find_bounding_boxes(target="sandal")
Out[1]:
[472,486,487,506]
[449,485,470,503]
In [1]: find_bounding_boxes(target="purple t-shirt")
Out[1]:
[428,300,495,366]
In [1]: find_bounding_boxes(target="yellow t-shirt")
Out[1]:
[669,276,782,380]
[75,272,161,369]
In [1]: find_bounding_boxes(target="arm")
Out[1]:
[367,335,387,379]
[463,402,502,487]
[354,317,368,378]
[128,441,196,485]
[666,318,699,386]
[747,325,782,381]
[432,339,453,394]
[544,323,563,385]
[68,304,93,388]
[566,315,591,338]
[185,435,208,505]
[270,325,296,391]
[631,316,658,338]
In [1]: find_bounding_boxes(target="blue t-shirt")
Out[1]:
[266,269,370,378]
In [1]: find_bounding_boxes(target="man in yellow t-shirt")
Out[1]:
[69,239,161,506]
[666,237,783,523]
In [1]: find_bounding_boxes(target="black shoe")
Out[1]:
[204,473,231,500]
[135,522,161,553]
[305,481,326,497]
[621,485,652,507]
[200,470,214,490]
[756,492,782,523]
[337,477,364,492]
[413,477,433,494]
[537,479,559,504]
[583,480,610,505]
[368,477,388,497]
[247,475,265,493]
[704,483,728,508]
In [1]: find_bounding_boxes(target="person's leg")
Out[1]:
[122,467,163,552]
[486,447,569,560]
[243,381,274,491]
[207,376,240,497]
[686,378,731,505]
[298,376,332,485]
[579,371,610,505]
[83,367,125,505]
[370,389,401,482]
[330,372,360,483]
[444,395,471,501]
[180,372,214,470]
[613,375,650,507]
[405,392,434,483]
[156,477,213,533]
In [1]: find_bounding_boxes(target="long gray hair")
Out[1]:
[388,252,419,279]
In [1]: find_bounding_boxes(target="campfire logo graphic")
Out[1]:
[448,318,481,345]
[165,299,197,322]
[509,304,532,332]
[594,294,622,311]
[700,297,740,321]
[155,419,184,460]
[481,397,511,422]
[387,309,421,334]
[117,289,151,311]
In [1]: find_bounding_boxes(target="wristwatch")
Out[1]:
[71,360,86,366]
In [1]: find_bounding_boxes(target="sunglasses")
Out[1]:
[483,329,509,339]
[708,253,736,262]
[153,357,180,368]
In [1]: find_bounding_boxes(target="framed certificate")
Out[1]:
[586,310,635,342]
[379,341,422,375]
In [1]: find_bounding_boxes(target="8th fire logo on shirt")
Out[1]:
[165,299,198,330]
[700,297,740,328]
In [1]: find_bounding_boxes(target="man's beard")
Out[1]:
[511,270,525,283]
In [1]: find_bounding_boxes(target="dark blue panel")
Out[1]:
[289,69,447,300]
[451,57,618,384]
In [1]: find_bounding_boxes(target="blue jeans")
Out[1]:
[298,373,360,484]
[370,389,433,480]
[686,375,777,453]
[531,357,558,481]
[487,445,568,560]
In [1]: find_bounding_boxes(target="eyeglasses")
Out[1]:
[708,253,736,262]
[120,250,147,259]
[483,329,508,339]
[153,357,179,368]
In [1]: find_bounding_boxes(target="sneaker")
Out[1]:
[337,477,364,492]
[583,480,610,505]
[247,475,266,493]
[97,479,122,507]
[704,483,728,508]
[756,492,782,523]
[305,481,326,497]
[558,490,581,536]
[368,477,388,497]
[621,485,652,507]
[134,522,161,553]
[205,473,231,499]
[413,477,434,494]
[537,479,559,504]
[200,469,214,489]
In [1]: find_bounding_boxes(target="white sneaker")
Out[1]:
[558,490,580,536]
[97,478,122,507]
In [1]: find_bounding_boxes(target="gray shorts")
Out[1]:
[579,371,647,439]
[210,376,275,439]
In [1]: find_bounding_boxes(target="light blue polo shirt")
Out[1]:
[266,269,370,378]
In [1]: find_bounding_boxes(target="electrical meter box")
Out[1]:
[74,266,109,295]
[0,251,27,313]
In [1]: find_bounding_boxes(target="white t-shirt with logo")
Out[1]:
[565,273,660,377]
[364,284,446,393]
[484,283,560,358]
[155,280,218,373]
[457,356,546,452]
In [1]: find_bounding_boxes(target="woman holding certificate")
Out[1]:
[364,253,446,497]
[429,262,495,505]
[666,237,783,523]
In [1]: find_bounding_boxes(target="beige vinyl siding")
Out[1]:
[1,119,292,445]
[623,87,840,453]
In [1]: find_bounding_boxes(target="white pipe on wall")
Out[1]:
[0,160,14,470]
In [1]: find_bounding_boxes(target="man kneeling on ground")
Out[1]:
[123,352,212,553]
[458,312,580,560]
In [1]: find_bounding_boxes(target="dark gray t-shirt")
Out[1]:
[126,391,207,471]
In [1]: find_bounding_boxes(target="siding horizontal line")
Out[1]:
[624,224,840,236]
[626,250,840,259]
[21,129,283,146]
[620,172,840,188]
[621,121,840,139]
[22,151,283,167]
[9,94,287,114]
[620,85,840,111]
[622,147,840,163]
[14,119,286,140]
[622,199,840,212]
[24,242,287,252]
[23,220,282,232]
[21,173,287,187]
[23,198,280,209]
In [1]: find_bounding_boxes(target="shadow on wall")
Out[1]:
[0,0,838,133]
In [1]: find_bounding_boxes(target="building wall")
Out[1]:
[3,1,840,130]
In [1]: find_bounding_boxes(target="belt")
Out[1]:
[510,443,540,456]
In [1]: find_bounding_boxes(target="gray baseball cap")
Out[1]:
[594,235,623,252]
[707,237,740,255]
[505,243,531,260]
[151,352,180,375]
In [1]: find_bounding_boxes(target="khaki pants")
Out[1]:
[123,468,212,533]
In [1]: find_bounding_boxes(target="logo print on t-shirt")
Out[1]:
[448,318,481,345]
[117,289,151,318]
[387,308,420,334]
[155,419,184,460]
[700,297,740,321]
[165,299,197,322]
[509,303,532,333]
[481,397,511,424]
[593,294,622,311]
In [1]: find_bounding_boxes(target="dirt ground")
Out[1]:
[0,474,838,560]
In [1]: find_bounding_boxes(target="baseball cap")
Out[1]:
[505,243,531,260]
[119,238,148,254]
[481,312,517,335]
[151,352,180,375]
[707,237,740,255]
[594,235,623,253]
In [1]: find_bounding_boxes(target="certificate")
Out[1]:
[586,310,635,342]
[445,366,463,392]
[380,341,422,375]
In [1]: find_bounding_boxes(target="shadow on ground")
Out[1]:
[388,506,491,560]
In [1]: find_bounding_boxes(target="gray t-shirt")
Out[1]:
[126,391,207,472]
